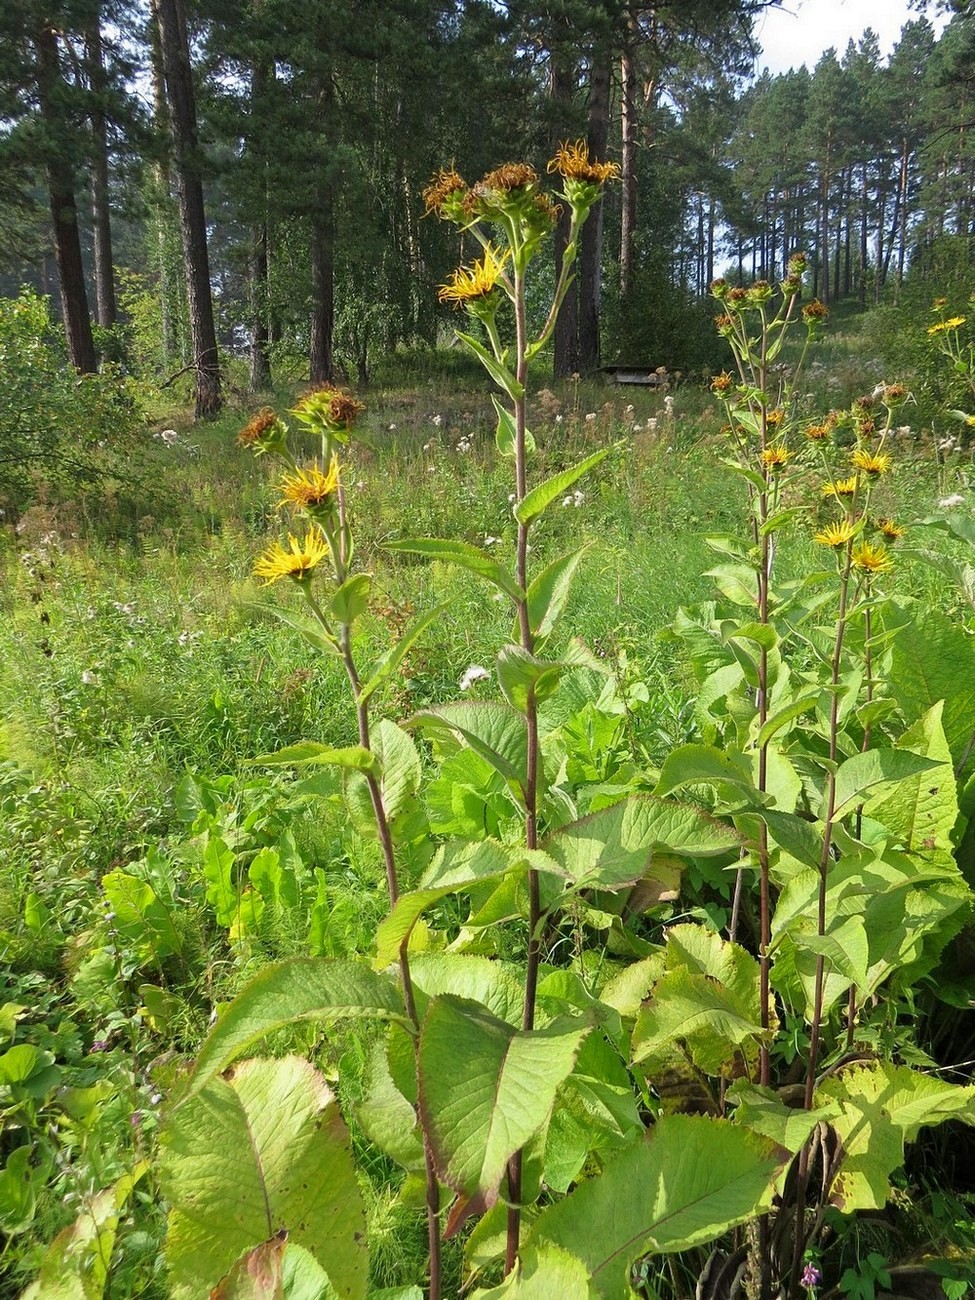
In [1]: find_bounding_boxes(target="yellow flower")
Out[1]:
[876,517,905,541]
[710,371,733,393]
[291,387,364,432]
[805,422,831,441]
[253,531,329,585]
[278,458,340,512]
[852,540,893,574]
[547,140,620,184]
[480,162,538,192]
[765,408,785,428]
[438,244,507,306]
[760,445,790,469]
[814,519,856,548]
[851,449,891,476]
[928,316,966,334]
[822,475,859,498]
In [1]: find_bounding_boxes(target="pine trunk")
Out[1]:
[87,18,117,329]
[154,0,222,419]
[36,25,97,374]
[551,47,579,379]
[578,44,610,375]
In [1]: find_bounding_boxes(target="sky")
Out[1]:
[751,0,951,76]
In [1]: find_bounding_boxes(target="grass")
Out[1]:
[1,335,974,1295]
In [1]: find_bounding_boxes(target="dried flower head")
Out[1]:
[710,371,734,393]
[802,299,829,324]
[238,408,286,454]
[423,167,467,218]
[805,421,831,441]
[291,387,364,432]
[253,531,329,585]
[883,383,908,405]
[481,162,538,193]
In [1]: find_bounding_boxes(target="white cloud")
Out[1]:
[753,0,950,77]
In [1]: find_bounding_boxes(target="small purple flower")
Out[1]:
[89,1039,109,1054]
[801,1264,822,1290]
[130,1110,143,1129]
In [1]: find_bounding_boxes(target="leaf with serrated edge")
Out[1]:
[469,1243,593,1299]
[419,996,590,1217]
[527,547,589,640]
[531,1115,789,1298]
[188,960,407,1096]
[387,538,522,600]
[161,1057,365,1300]
[515,449,611,526]
[249,742,378,775]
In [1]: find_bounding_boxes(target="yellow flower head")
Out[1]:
[238,408,287,455]
[710,371,734,393]
[253,531,329,585]
[278,458,340,513]
[851,449,891,476]
[760,445,790,469]
[814,519,857,548]
[875,517,905,541]
[928,315,967,335]
[765,408,785,428]
[438,244,507,307]
[547,140,620,184]
[822,475,859,498]
[852,540,893,574]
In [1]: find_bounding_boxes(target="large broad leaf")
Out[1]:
[727,1082,835,1155]
[470,1244,593,1300]
[654,744,759,802]
[543,795,739,892]
[21,1163,148,1300]
[359,719,421,824]
[456,328,524,400]
[514,449,612,527]
[101,870,182,961]
[249,742,378,777]
[816,1061,975,1211]
[408,953,526,1025]
[864,703,957,852]
[531,1115,790,1299]
[386,538,523,602]
[888,605,975,779]
[161,1057,367,1300]
[496,645,567,713]
[188,960,408,1096]
[418,996,590,1222]
[826,749,941,821]
[246,602,340,658]
[412,701,528,792]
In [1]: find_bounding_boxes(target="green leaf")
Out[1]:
[386,538,523,602]
[203,836,238,929]
[727,1082,836,1153]
[470,1244,593,1300]
[827,749,942,820]
[514,448,611,527]
[412,701,528,792]
[188,960,408,1097]
[497,645,566,712]
[527,547,589,640]
[330,574,372,625]
[368,720,421,823]
[887,606,975,778]
[816,1061,975,1211]
[357,602,446,706]
[545,796,738,892]
[493,396,535,458]
[456,329,524,399]
[864,703,957,852]
[418,996,590,1215]
[0,1145,53,1238]
[705,564,759,607]
[532,1115,790,1297]
[101,869,182,960]
[250,741,379,776]
[21,1162,148,1299]
[374,839,513,967]
[161,1057,366,1300]
[244,602,339,657]
[757,693,820,747]
[654,744,758,801]
[357,1040,424,1173]
[210,1236,288,1299]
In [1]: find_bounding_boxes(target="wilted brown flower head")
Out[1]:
[481,162,538,193]
[802,299,828,323]
[547,140,620,184]
[238,408,278,447]
[423,167,467,217]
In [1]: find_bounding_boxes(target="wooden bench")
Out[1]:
[601,366,668,387]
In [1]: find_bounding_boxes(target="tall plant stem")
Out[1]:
[788,543,854,1296]
[849,586,873,1049]
[505,258,540,1278]
[310,504,443,1300]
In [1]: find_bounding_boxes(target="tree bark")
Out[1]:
[578,43,610,374]
[551,46,578,379]
[309,198,334,384]
[154,0,221,418]
[86,16,117,330]
[619,23,638,297]
[247,59,272,391]
[36,25,98,374]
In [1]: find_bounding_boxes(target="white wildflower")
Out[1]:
[159,428,178,446]
[939,493,966,508]
[483,535,501,547]
[81,670,98,686]
[584,412,597,423]
[555,414,563,424]
[432,414,442,427]
[459,664,491,690]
